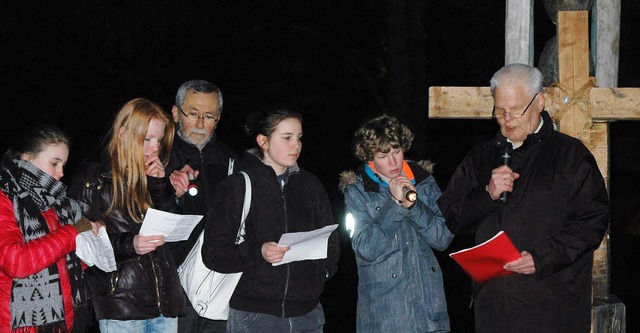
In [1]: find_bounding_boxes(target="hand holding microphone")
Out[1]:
[487,143,519,203]
[500,143,513,203]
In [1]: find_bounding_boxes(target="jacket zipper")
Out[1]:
[150,252,162,312]
[110,272,119,295]
[280,180,290,317]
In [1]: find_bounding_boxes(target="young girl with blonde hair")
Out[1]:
[70,98,186,333]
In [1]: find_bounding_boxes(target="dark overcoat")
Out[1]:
[437,111,609,333]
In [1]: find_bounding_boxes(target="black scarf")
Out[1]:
[0,159,91,332]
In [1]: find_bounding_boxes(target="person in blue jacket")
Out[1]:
[339,114,454,333]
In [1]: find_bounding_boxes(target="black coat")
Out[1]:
[202,150,340,318]
[69,161,187,320]
[437,112,609,333]
[166,134,237,266]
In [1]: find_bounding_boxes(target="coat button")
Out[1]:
[376,206,381,211]
[431,267,436,272]
[392,273,397,278]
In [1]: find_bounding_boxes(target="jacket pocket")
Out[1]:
[357,254,402,284]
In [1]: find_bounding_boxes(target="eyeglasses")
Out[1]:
[178,106,219,123]
[493,92,539,119]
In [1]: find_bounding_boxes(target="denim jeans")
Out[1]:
[226,303,325,333]
[99,315,178,333]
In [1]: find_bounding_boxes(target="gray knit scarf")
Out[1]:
[0,159,91,332]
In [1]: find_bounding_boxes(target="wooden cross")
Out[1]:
[428,10,640,304]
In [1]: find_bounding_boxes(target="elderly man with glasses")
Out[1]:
[437,63,609,333]
[167,79,237,333]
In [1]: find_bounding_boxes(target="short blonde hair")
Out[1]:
[352,114,413,163]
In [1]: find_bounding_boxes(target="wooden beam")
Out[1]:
[428,86,640,120]
[557,11,591,141]
[589,88,640,119]
[505,0,534,65]
[549,88,640,120]
[593,0,621,88]
[428,87,493,118]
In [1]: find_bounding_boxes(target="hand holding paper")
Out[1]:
[138,208,203,242]
[273,224,338,266]
[503,250,535,275]
[75,227,117,272]
[262,242,291,264]
[449,231,521,283]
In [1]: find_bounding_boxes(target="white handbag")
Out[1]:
[177,171,251,320]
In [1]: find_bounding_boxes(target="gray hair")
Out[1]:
[175,80,223,114]
[490,63,544,97]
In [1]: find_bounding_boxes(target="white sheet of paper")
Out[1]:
[273,224,338,266]
[75,227,117,272]
[138,208,203,242]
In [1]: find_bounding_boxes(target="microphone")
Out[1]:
[403,186,418,203]
[187,173,199,197]
[500,143,513,203]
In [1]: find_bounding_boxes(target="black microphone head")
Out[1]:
[501,142,513,166]
[499,142,513,204]
[500,191,509,203]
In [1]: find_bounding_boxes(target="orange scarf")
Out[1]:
[365,160,415,187]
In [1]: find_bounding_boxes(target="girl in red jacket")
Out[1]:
[0,124,99,332]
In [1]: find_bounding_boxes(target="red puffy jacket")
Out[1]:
[0,190,79,332]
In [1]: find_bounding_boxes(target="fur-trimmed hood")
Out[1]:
[339,160,435,192]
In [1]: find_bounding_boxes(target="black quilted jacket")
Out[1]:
[68,160,187,320]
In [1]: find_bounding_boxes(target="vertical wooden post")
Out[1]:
[592,0,621,88]
[557,11,591,144]
[505,0,534,65]
[557,10,611,308]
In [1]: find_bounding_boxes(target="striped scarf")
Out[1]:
[0,159,91,332]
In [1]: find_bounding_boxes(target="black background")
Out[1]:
[2,1,639,332]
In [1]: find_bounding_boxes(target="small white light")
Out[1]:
[187,173,199,196]
[345,213,355,238]
[188,186,199,196]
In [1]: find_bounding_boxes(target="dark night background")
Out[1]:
[2,1,639,332]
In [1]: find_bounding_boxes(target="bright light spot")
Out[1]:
[345,213,355,238]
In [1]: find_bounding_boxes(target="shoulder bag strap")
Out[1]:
[235,171,251,244]
[227,158,235,175]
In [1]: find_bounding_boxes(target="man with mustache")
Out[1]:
[167,79,237,333]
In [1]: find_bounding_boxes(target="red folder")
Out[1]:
[449,231,522,283]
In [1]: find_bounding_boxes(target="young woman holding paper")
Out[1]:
[202,105,340,333]
[70,98,186,332]
[0,124,99,332]
[339,114,454,333]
